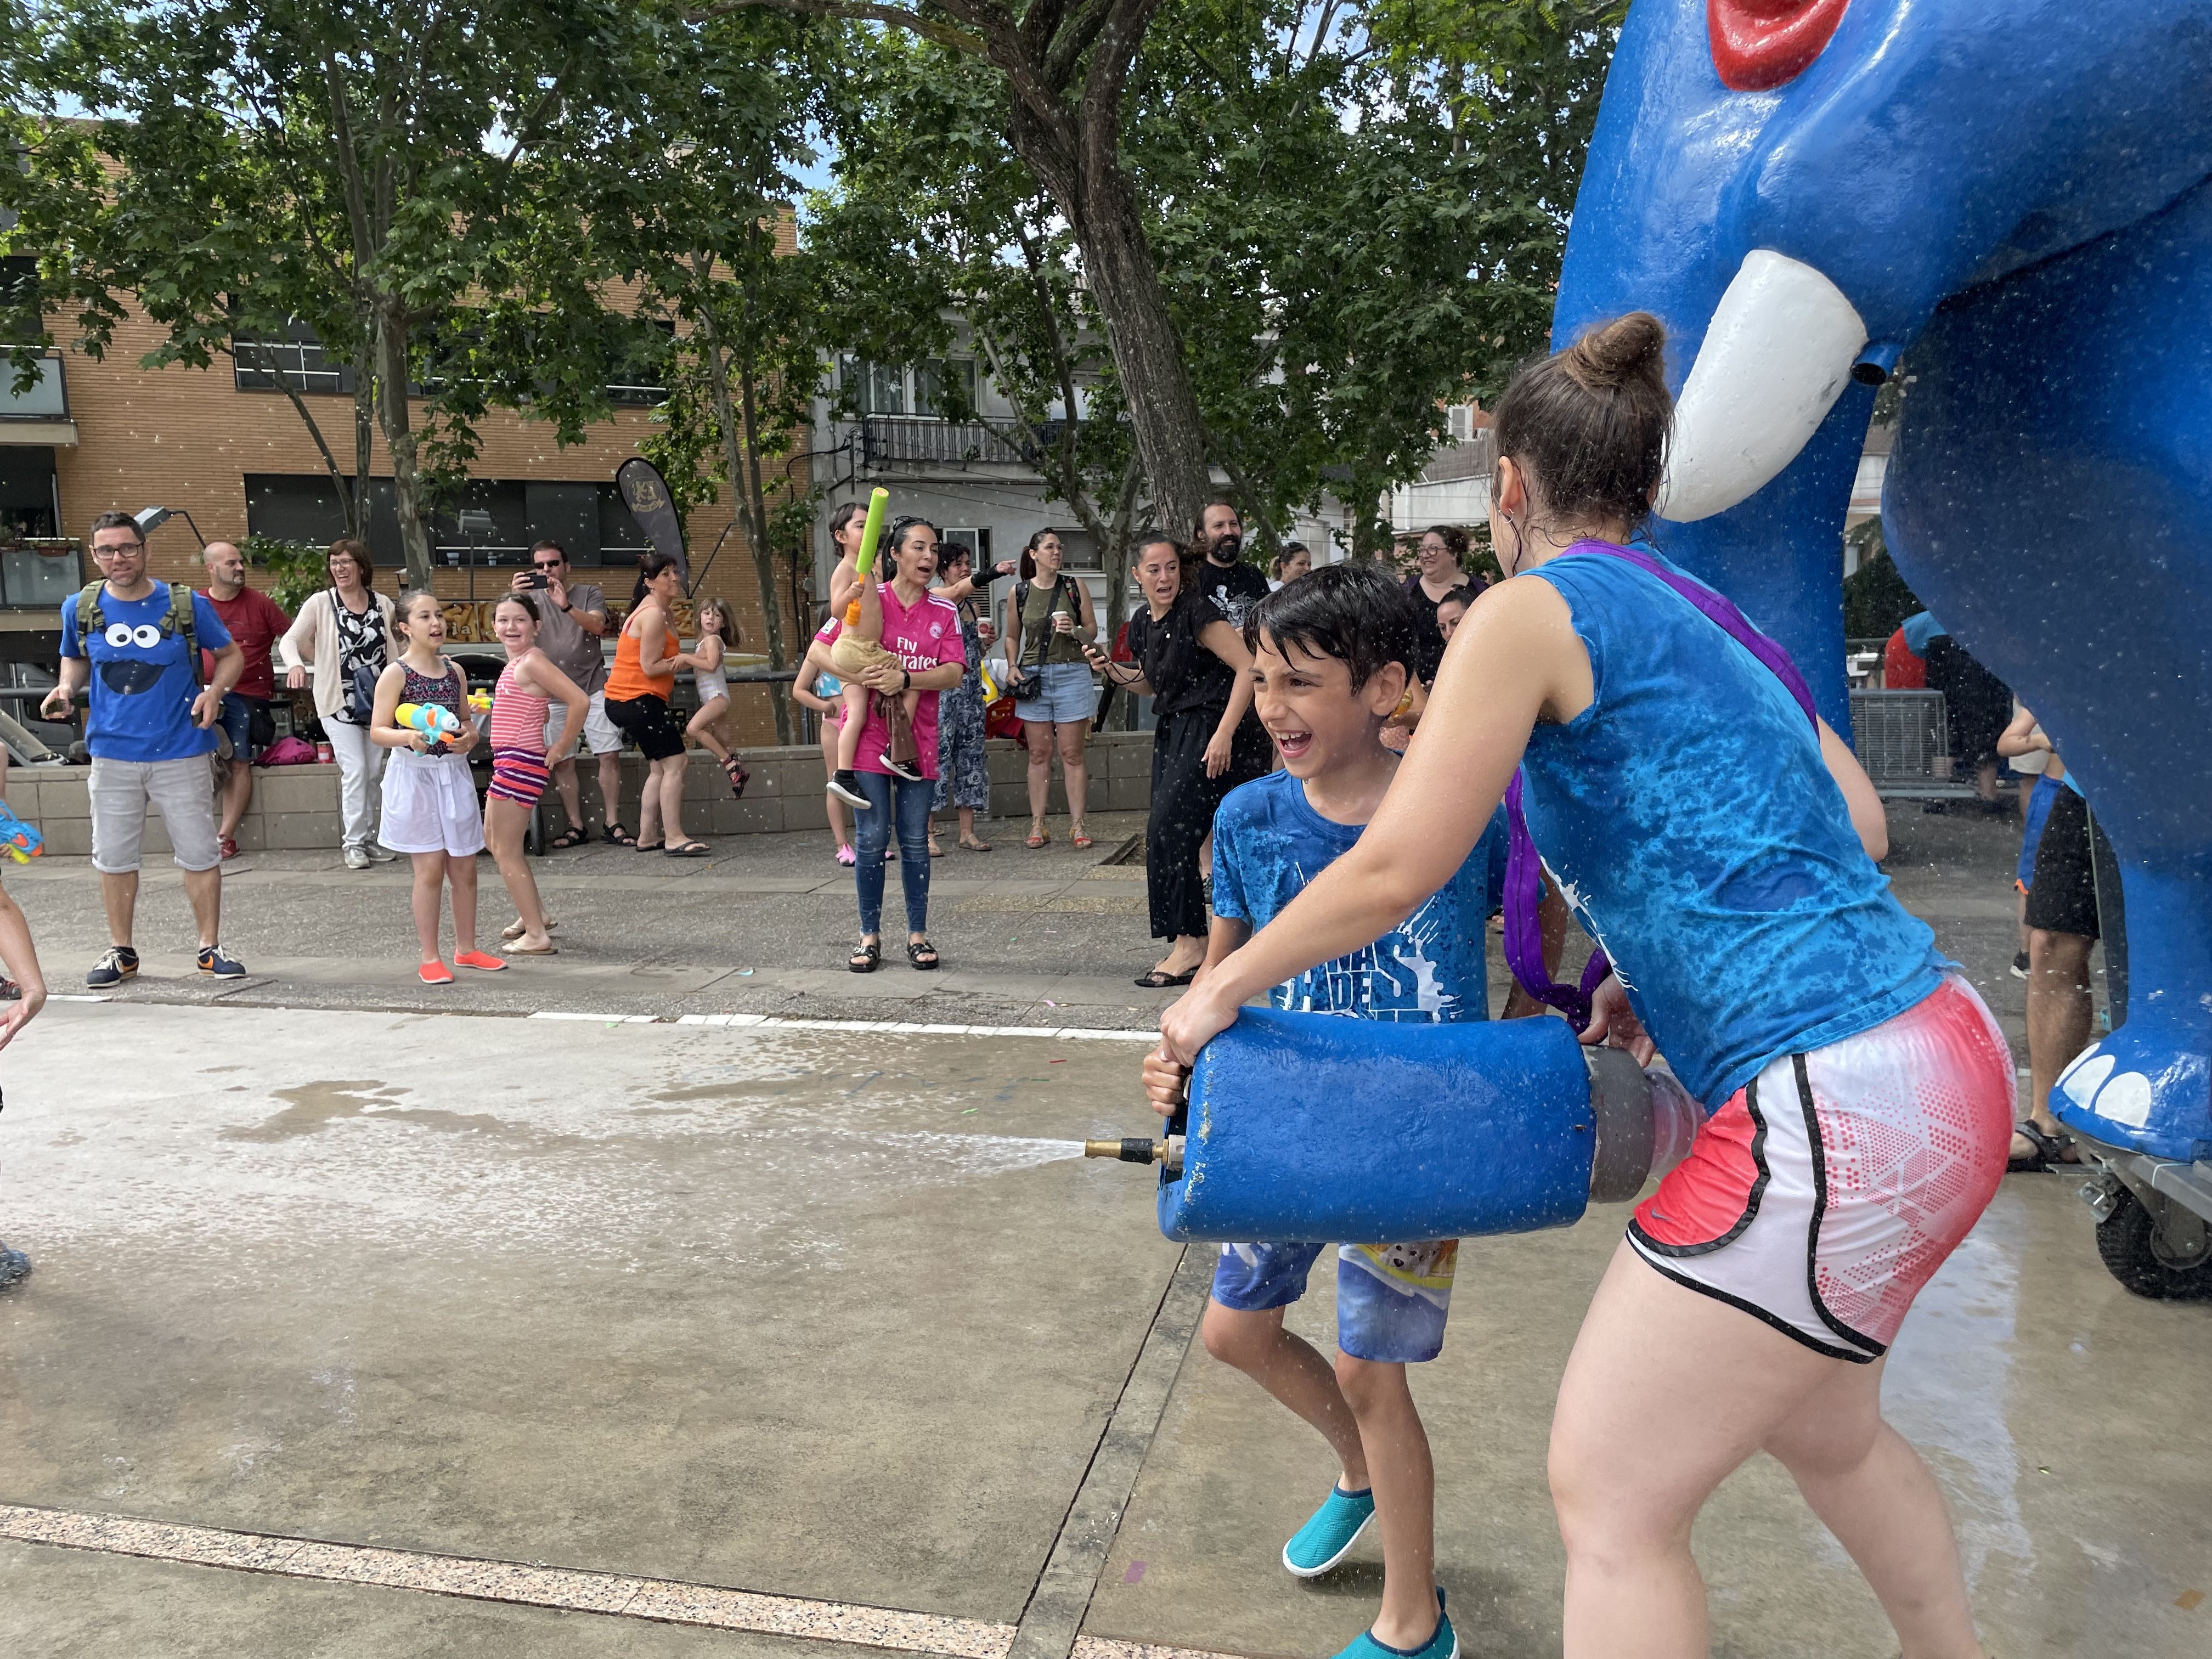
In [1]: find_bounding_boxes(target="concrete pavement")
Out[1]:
[3,806,2207,1657]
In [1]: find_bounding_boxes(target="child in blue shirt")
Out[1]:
[1144,563,1518,1659]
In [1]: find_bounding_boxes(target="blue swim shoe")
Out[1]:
[1329,1590,1457,1659]
[1282,1483,1375,1577]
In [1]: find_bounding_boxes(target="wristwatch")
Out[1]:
[900,668,911,691]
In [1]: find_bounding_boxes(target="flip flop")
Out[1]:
[633,839,665,854]
[665,840,712,857]
[501,916,556,941]
[500,939,559,956]
[1135,967,1199,989]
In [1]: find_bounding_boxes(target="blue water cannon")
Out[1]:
[1087,1009,1700,1244]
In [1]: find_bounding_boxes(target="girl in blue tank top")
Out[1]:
[1159,313,2013,1658]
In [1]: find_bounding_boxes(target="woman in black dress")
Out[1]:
[1085,534,1268,986]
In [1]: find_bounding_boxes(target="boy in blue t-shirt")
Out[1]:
[1144,563,1516,1659]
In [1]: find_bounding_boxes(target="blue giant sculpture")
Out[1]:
[1553,0,2212,1164]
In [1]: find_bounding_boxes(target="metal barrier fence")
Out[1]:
[1849,689,1974,797]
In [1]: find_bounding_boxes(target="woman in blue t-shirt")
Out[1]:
[1161,314,2012,1658]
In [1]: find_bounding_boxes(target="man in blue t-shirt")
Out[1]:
[44,510,249,985]
[1139,565,1545,1659]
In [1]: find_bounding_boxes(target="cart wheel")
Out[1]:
[2094,1189,2212,1300]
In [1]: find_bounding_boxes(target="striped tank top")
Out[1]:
[489,654,550,754]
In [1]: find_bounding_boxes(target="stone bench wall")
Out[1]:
[6,731,1158,855]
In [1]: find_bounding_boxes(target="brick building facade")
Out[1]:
[0,306,805,744]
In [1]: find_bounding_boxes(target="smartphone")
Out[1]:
[524,572,551,590]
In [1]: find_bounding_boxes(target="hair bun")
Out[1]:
[1561,311,1667,393]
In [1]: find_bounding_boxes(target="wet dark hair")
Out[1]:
[1244,561,1420,693]
[1491,311,1671,533]
[632,550,680,604]
[496,591,541,624]
[1437,585,1478,613]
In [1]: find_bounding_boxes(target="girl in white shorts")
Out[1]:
[370,591,502,985]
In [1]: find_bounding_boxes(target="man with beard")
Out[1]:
[1194,500,1271,633]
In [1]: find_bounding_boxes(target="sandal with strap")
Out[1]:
[547,825,588,850]
[724,755,751,797]
[907,938,940,970]
[2009,1120,2079,1172]
[849,940,882,974]
[601,822,637,848]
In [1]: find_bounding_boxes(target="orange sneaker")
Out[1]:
[453,950,508,972]
[418,960,455,985]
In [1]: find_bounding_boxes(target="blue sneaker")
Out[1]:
[1283,1484,1375,1577]
[1329,1590,1457,1659]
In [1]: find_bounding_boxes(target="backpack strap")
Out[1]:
[72,579,105,650]
[1500,539,1818,1030]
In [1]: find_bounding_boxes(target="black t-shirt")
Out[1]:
[1127,589,1238,718]
[1196,557,1269,635]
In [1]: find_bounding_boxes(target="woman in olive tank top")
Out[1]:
[1000,529,1100,848]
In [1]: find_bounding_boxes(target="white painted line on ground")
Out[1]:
[535,1012,1160,1041]
[0,1503,1019,1658]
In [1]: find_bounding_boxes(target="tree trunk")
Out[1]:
[350,343,377,542]
[695,313,793,744]
[1006,119,1212,545]
[373,303,433,588]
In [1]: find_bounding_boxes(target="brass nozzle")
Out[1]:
[1084,1136,1184,1176]
[1085,1137,1159,1164]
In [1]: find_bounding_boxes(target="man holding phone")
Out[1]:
[513,540,625,847]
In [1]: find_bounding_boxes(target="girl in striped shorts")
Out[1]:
[486,592,586,956]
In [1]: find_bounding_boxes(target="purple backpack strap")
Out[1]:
[1502,539,1819,1030]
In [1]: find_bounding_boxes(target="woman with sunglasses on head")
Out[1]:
[1158,313,2009,1659]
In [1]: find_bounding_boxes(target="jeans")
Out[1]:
[324,716,386,850]
[853,768,934,937]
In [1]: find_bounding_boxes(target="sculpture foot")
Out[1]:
[2051,1022,2211,1164]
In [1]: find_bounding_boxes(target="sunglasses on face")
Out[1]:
[533,560,563,571]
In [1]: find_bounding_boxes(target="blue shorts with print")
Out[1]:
[1014,659,1096,725]
[1211,1238,1459,1363]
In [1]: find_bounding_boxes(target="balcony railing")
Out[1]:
[0,538,85,607]
[842,416,1036,471]
[0,357,67,420]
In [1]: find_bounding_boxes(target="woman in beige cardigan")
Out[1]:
[279,539,400,867]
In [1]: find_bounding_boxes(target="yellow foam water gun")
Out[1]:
[842,487,891,628]
[396,702,461,744]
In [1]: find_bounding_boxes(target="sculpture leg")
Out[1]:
[1885,178,2212,1160]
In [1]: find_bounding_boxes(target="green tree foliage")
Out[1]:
[555,10,833,741]
[0,0,643,586]
[810,1,1618,563]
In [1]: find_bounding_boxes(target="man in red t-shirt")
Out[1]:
[199,542,293,859]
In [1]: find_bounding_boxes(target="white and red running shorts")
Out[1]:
[1628,975,2015,1362]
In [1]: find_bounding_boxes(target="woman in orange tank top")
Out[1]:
[601,554,706,855]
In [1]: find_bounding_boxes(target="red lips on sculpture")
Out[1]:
[1709,0,1852,91]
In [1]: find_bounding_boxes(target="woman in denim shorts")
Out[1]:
[1001,529,1100,849]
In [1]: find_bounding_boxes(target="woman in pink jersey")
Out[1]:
[485,594,585,956]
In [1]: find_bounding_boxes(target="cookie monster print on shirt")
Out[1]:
[1211,769,1506,1022]
[60,583,231,763]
